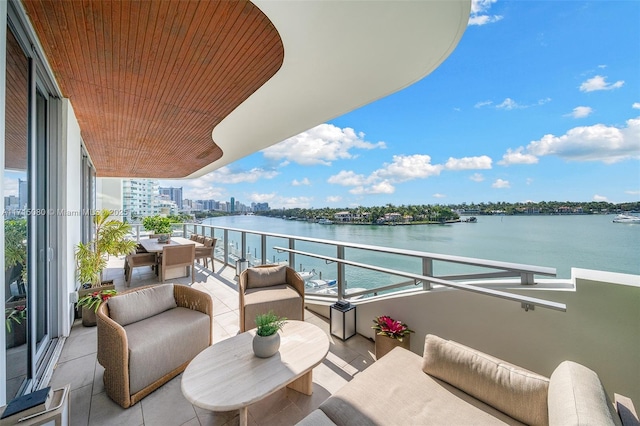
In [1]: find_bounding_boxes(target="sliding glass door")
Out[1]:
[4,20,59,399]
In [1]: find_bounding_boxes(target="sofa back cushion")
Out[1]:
[108,284,177,326]
[548,360,622,426]
[422,334,550,426]
[246,265,287,289]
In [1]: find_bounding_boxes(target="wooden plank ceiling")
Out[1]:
[22,0,284,178]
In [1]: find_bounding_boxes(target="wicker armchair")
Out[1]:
[239,264,305,332]
[97,284,213,408]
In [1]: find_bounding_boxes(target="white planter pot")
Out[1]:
[252,332,280,358]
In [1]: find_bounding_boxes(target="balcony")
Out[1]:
[47,226,639,424]
[49,258,375,425]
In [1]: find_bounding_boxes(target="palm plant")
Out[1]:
[76,209,137,287]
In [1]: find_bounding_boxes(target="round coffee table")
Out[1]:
[181,320,330,426]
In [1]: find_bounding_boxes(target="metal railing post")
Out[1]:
[422,258,433,290]
[337,245,345,299]
[241,232,247,261]
[223,229,229,266]
[288,238,295,268]
[135,224,140,242]
[521,272,534,285]
[183,224,187,238]
[261,235,267,265]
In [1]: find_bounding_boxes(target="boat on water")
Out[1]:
[463,216,477,223]
[612,214,640,223]
[303,278,366,300]
[318,218,334,225]
[297,269,316,281]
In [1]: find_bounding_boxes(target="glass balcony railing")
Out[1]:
[128,223,564,311]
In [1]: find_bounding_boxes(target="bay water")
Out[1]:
[203,215,639,287]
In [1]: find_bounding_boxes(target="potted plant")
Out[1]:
[75,209,136,326]
[372,315,414,359]
[253,311,287,358]
[4,218,27,299]
[77,289,117,327]
[142,215,174,242]
[5,305,27,349]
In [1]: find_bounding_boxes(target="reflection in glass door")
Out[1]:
[4,24,30,400]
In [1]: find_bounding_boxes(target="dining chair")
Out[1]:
[124,252,158,287]
[195,238,217,270]
[195,235,206,244]
[160,244,196,284]
[190,234,199,241]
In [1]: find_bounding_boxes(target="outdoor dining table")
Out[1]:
[138,237,203,280]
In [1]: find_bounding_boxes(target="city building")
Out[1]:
[122,179,160,220]
[159,186,183,210]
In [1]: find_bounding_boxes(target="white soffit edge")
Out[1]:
[189,0,471,178]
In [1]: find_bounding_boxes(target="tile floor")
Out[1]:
[48,257,375,426]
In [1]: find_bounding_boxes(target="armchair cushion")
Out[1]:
[548,361,622,426]
[422,334,549,426]
[125,307,210,395]
[243,284,302,328]
[246,264,287,289]
[108,284,177,326]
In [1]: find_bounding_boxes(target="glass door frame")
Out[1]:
[7,0,61,395]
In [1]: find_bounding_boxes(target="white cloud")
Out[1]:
[492,179,510,189]
[498,147,539,166]
[470,173,485,182]
[326,196,342,203]
[291,178,310,186]
[474,100,493,108]
[468,0,503,26]
[592,194,608,202]
[632,103,640,110]
[262,123,386,166]
[248,193,276,203]
[3,178,18,196]
[579,75,624,92]
[497,98,520,110]
[327,170,371,187]
[329,154,488,197]
[433,193,446,199]
[445,155,492,170]
[526,178,534,185]
[203,166,279,184]
[567,106,593,118]
[349,181,395,195]
[625,190,640,195]
[373,155,444,182]
[526,117,640,164]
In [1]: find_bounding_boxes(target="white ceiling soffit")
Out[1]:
[189,0,471,178]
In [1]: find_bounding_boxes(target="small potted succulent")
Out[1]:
[253,311,287,358]
[372,315,414,359]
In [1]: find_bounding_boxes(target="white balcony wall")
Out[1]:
[311,269,639,404]
[59,100,84,335]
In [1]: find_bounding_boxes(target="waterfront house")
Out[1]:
[1,0,638,424]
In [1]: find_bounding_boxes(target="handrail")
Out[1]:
[274,246,566,312]
[128,222,561,309]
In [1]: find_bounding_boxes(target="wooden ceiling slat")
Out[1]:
[22,0,283,177]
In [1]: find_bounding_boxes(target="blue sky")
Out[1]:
[161,0,640,209]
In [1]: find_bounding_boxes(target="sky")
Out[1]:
[160,0,640,209]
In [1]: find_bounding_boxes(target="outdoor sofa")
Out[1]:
[298,334,637,426]
[96,284,213,408]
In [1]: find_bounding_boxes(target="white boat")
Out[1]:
[318,219,333,225]
[612,214,640,223]
[297,269,316,281]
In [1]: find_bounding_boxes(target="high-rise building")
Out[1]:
[159,186,183,209]
[122,179,160,220]
[230,197,235,213]
[18,179,27,209]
